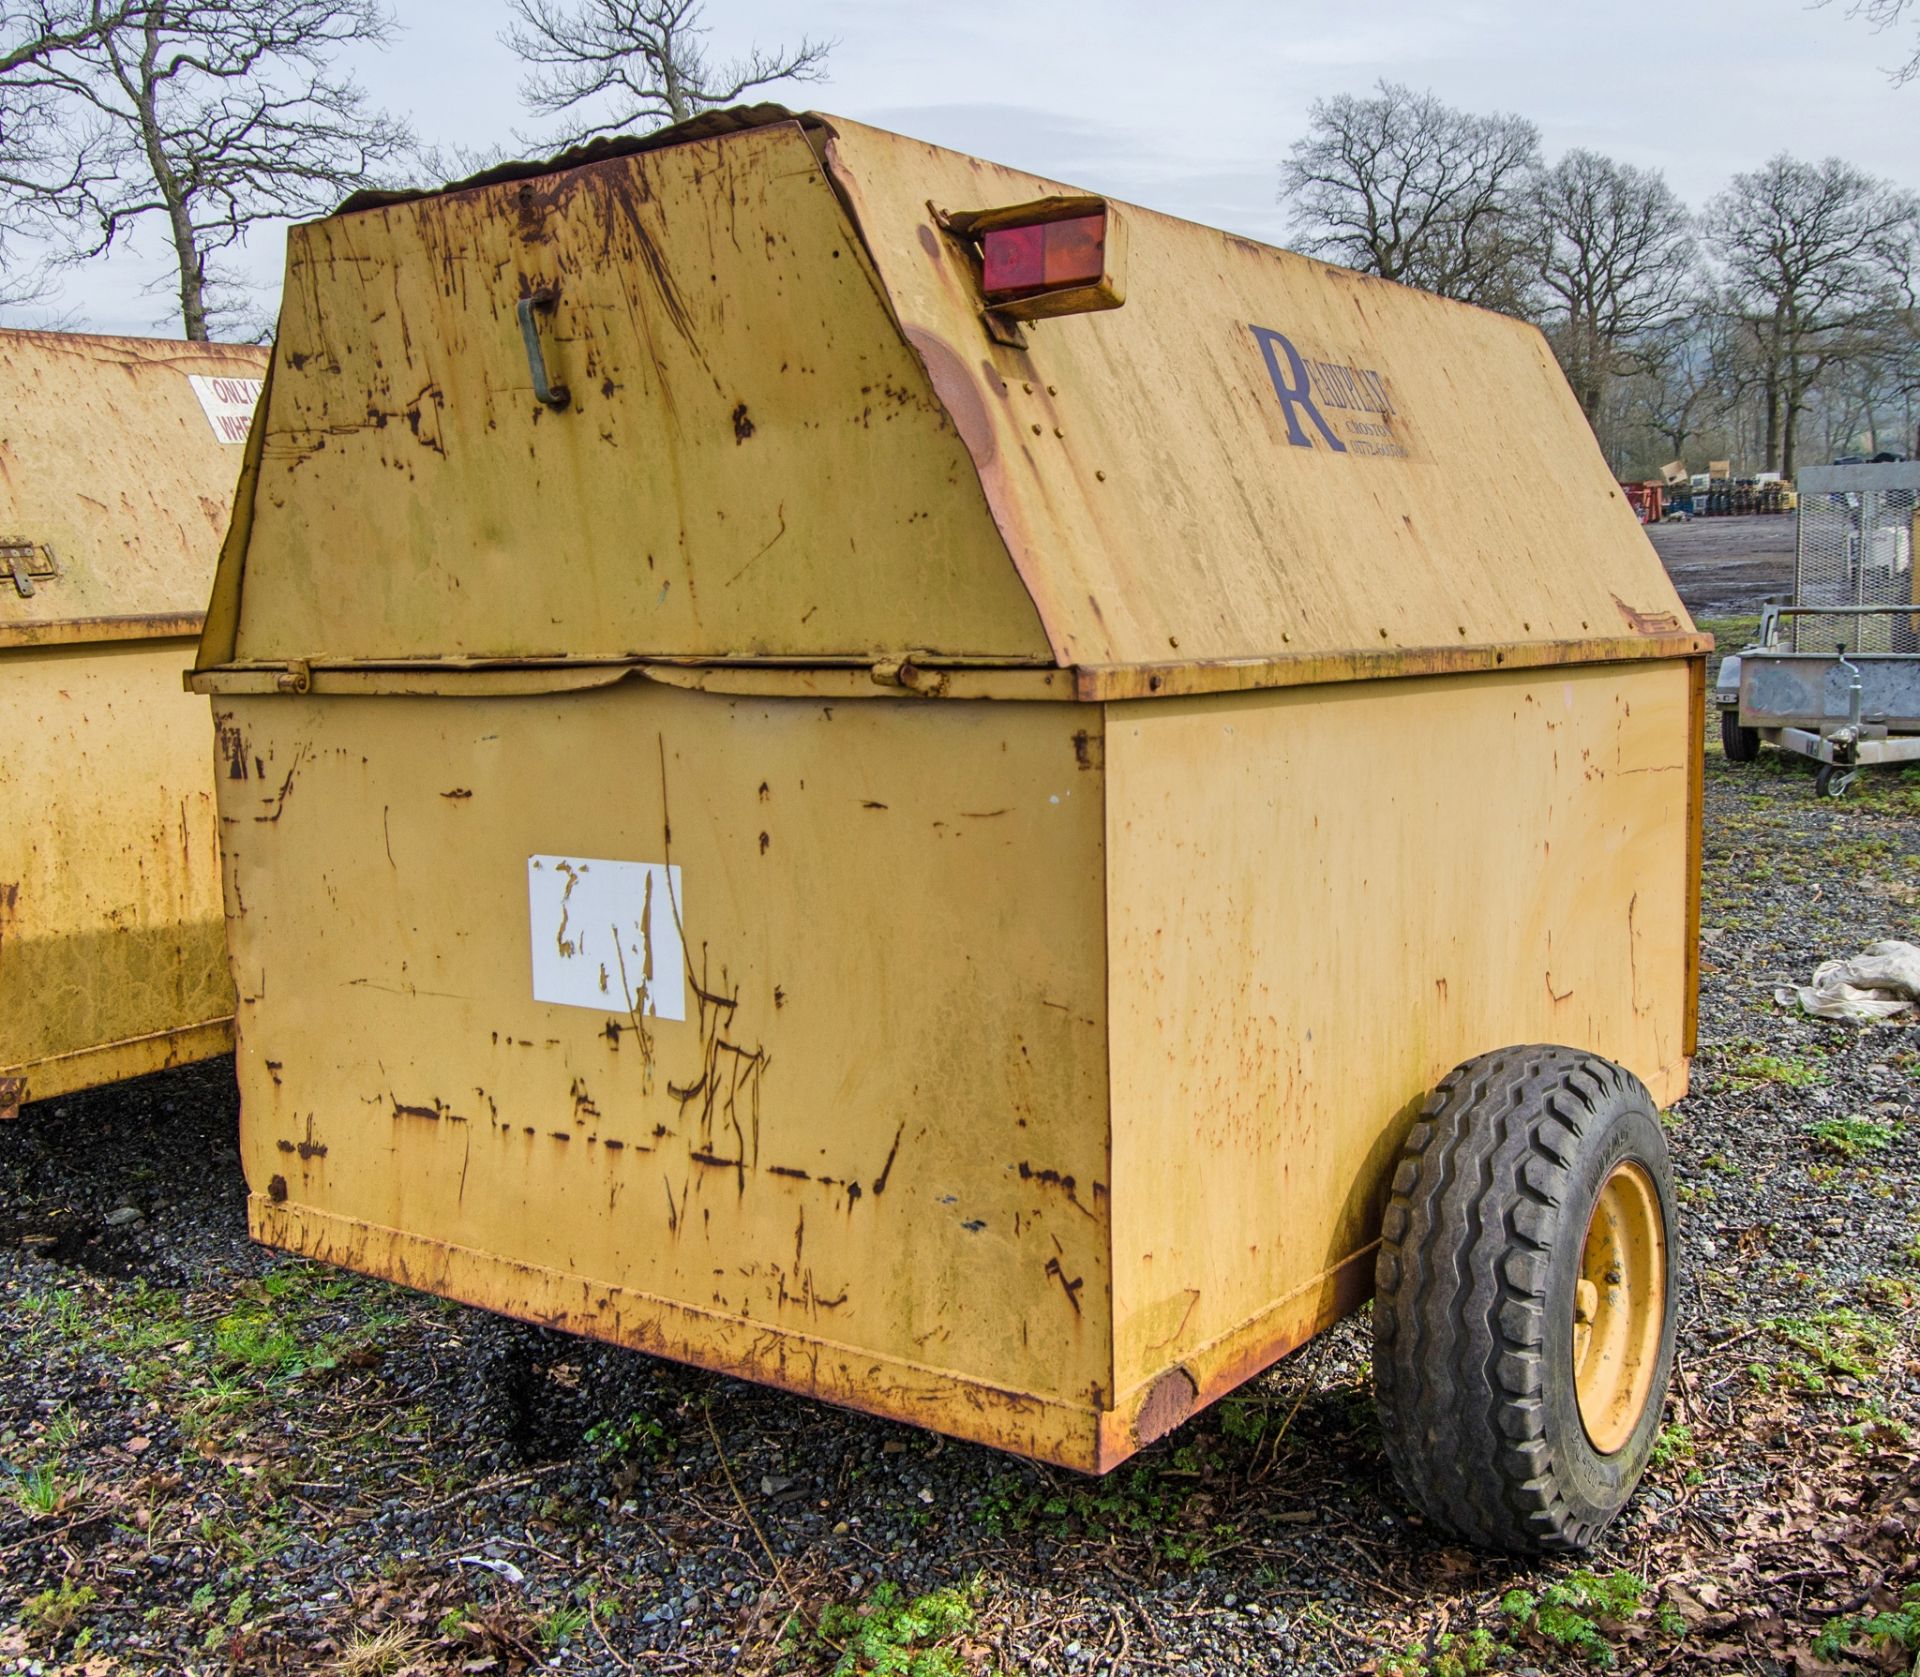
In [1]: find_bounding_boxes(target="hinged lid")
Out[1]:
[0,330,268,648]
[200,110,1700,688]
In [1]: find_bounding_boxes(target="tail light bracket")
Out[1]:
[934,195,1127,344]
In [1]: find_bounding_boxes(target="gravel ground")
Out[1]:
[4,658,1918,1676]
[1646,516,1796,616]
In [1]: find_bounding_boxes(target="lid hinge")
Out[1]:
[1,539,57,598]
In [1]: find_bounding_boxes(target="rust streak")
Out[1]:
[1018,1160,1100,1220]
[1043,1257,1084,1315]
[872,1122,905,1195]
[252,746,309,824]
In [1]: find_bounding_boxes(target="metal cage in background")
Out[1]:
[1792,462,1920,655]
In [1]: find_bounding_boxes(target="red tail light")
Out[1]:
[982,213,1107,299]
[940,195,1127,327]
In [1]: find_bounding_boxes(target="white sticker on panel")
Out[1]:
[186,373,264,444]
[527,855,685,1021]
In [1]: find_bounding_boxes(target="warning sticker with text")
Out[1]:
[187,373,264,445]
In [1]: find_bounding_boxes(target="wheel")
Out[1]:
[1373,1046,1677,1552]
[1719,708,1761,762]
[1814,763,1855,798]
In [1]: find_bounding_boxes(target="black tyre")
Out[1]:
[1719,707,1761,762]
[1373,1046,1677,1552]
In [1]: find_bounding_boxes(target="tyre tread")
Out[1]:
[1374,1044,1661,1552]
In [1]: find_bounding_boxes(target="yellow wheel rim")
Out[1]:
[1572,1160,1666,1455]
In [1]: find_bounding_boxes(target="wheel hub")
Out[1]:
[1573,1160,1666,1455]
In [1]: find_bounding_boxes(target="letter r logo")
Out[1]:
[1250,326,1347,452]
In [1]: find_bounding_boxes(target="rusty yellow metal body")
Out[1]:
[194,112,1704,1470]
[2,330,266,1112]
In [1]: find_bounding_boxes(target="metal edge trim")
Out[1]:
[2,1017,235,1111]
[1074,634,1715,702]
[189,637,1715,702]
[0,613,207,651]
[250,1198,1107,1472]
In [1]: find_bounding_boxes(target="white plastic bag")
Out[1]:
[1775,939,1920,1021]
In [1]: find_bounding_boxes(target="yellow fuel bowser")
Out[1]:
[193,109,1705,1551]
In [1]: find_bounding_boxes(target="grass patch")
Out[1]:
[586,1409,672,1462]
[1502,1571,1645,1666]
[10,1458,83,1517]
[537,1600,591,1651]
[1728,1049,1828,1089]
[1815,1583,1920,1665]
[799,1578,985,1677]
[19,1580,97,1642]
[334,1624,430,1676]
[1810,1115,1897,1158]
[979,1449,1233,1565]
[1380,1627,1499,1677]
[1701,1037,1833,1094]
[1768,1308,1896,1390]
[1648,1423,1703,1484]
[43,1404,82,1450]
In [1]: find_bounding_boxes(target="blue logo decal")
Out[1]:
[1250,326,1400,456]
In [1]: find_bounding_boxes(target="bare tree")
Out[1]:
[1704,154,1918,476]
[504,0,831,145]
[1623,305,1752,467]
[1279,80,1541,312]
[0,2,136,308]
[23,0,412,340]
[1824,0,1920,83]
[1805,307,1920,455]
[1530,151,1698,424]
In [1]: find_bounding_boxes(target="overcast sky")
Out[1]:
[32,0,1920,337]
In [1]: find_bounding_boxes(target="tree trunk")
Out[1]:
[166,203,208,341]
[1580,319,1605,425]
[128,24,209,339]
[1782,348,1806,480]
[660,31,692,123]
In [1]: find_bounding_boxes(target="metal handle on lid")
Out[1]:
[516,287,571,411]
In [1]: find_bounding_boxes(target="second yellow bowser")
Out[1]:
[2,329,267,1114]
[194,107,1705,1552]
